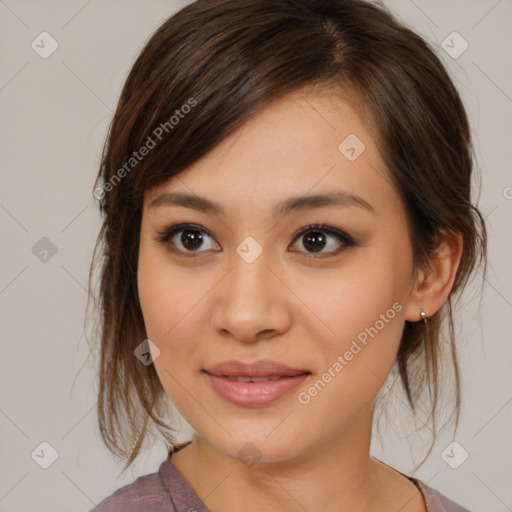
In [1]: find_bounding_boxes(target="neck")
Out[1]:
[171,401,387,512]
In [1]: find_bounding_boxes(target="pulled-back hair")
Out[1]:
[87,0,487,473]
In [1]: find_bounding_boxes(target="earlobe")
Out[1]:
[404,230,463,323]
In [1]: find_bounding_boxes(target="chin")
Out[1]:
[197,425,309,466]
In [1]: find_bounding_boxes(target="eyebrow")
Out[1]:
[148,190,375,217]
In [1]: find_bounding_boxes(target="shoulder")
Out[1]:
[87,461,174,512]
[414,479,473,512]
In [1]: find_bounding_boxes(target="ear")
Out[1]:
[404,229,463,322]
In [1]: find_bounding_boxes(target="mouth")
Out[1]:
[204,359,310,378]
[220,375,286,382]
[203,360,311,407]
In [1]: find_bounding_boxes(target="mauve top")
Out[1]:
[89,443,472,512]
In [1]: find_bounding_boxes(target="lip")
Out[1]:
[204,359,309,378]
[203,359,310,407]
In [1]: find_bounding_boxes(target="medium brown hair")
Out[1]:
[87,0,487,473]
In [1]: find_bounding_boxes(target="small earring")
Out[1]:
[420,309,427,324]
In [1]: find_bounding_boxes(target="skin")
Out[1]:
[137,87,462,512]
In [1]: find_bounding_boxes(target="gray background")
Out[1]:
[0,1,511,511]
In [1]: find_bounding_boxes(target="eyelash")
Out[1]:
[154,222,357,259]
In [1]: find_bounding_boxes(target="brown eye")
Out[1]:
[155,223,221,255]
[179,229,205,251]
[290,224,356,256]
[301,231,328,252]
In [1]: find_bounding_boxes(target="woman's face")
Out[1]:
[137,89,418,463]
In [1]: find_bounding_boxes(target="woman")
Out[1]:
[88,1,487,511]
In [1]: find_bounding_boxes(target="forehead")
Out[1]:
[144,88,402,221]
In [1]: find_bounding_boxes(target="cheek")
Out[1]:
[137,240,202,341]
[293,273,407,432]
[297,247,408,330]
[290,240,411,383]
[137,254,197,407]
[137,253,169,340]
[137,248,202,404]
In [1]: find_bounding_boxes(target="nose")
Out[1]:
[210,249,293,344]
